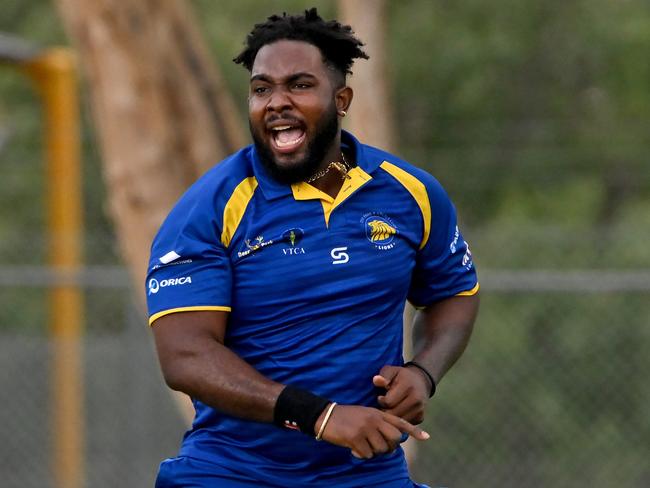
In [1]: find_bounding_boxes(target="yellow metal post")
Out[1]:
[23,48,85,488]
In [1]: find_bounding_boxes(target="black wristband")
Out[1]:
[273,385,331,436]
[404,361,436,398]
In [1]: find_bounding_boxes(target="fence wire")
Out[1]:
[1,266,648,488]
[413,289,650,487]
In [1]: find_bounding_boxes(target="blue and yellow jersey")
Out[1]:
[146,131,478,487]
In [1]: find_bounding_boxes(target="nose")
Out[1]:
[266,87,292,113]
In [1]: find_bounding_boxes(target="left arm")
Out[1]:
[374,166,480,422]
[374,293,480,423]
[411,292,480,383]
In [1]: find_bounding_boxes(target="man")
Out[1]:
[147,8,479,488]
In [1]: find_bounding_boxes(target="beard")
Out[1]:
[250,102,339,185]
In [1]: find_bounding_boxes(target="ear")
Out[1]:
[335,86,353,117]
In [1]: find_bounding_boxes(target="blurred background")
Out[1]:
[1,0,649,487]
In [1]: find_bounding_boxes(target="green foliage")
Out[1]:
[0,0,115,268]
[415,293,650,486]
[387,0,650,269]
[0,0,118,334]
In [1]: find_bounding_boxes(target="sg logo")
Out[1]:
[331,247,349,265]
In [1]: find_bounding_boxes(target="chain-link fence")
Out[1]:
[413,272,650,487]
[0,268,183,488]
[1,264,648,488]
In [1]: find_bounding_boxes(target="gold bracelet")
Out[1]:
[315,402,337,441]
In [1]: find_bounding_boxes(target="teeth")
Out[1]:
[271,125,304,149]
[276,136,303,147]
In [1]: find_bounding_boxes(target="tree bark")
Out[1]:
[337,0,395,151]
[55,0,246,425]
[55,0,246,295]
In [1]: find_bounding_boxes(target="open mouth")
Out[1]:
[269,125,306,154]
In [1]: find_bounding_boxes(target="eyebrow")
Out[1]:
[250,72,317,84]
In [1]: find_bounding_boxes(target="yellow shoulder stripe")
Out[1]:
[221,177,258,248]
[149,305,231,326]
[456,282,480,296]
[379,161,431,249]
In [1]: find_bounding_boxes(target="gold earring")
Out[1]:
[339,110,347,117]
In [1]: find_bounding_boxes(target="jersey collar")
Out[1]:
[251,130,383,201]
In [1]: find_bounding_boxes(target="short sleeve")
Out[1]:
[407,178,478,307]
[145,190,232,326]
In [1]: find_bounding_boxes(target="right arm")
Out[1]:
[152,310,429,458]
[153,310,282,422]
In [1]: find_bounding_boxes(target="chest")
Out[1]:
[227,188,422,318]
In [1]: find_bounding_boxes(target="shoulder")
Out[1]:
[164,146,257,226]
[152,146,259,251]
[186,146,256,205]
[362,144,451,211]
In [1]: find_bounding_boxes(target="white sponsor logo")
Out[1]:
[462,246,473,270]
[237,236,274,258]
[148,276,192,295]
[450,226,460,253]
[331,247,349,265]
[282,248,305,255]
[150,259,193,271]
[159,251,181,264]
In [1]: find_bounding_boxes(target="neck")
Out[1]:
[306,134,345,198]
[308,151,352,199]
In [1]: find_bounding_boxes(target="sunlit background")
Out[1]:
[1,1,649,487]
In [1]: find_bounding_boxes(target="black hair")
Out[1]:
[233,7,368,82]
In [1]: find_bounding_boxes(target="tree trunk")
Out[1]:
[55,0,246,295]
[55,0,246,424]
[337,0,395,151]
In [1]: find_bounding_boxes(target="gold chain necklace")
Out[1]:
[306,152,351,184]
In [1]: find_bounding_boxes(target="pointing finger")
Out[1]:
[383,414,430,441]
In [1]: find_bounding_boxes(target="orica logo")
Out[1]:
[148,278,159,295]
[148,276,192,295]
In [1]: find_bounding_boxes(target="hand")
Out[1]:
[315,404,429,459]
[372,365,430,424]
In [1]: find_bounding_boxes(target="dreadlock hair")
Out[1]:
[233,8,368,86]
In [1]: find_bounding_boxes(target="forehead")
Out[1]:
[251,39,329,81]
